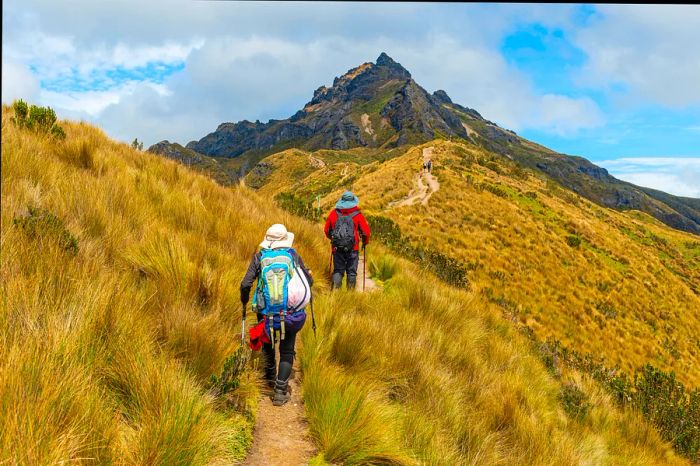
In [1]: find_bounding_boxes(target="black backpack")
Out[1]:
[331,209,359,252]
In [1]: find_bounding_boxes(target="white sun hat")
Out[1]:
[259,223,295,249]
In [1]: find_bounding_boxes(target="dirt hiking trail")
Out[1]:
[243,252,377,465]
[390,146,440,208]
[243,354,315,466]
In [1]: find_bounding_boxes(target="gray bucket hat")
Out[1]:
[335,191,359,209]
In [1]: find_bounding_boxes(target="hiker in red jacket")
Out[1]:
[324,191,371,290]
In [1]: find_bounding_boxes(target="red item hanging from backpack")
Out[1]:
[248,320,271,351]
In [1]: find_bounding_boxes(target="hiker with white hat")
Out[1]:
[240,223,313,406]
[324,191,371,290]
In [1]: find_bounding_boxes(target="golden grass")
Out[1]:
[0,106,329,463]
[251,139,700,387]
[2,107,689,464]
[300,252,684,464]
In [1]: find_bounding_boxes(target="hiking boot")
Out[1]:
[272,379,291,406]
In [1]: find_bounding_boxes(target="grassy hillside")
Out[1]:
[0,106,329,463]
[246,140,700,390]
[1,108,692,464]
[303,255,688,464]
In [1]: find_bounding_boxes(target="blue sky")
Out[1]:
[2,2,699,197]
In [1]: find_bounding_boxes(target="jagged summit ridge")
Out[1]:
[150,53,700,234]
[182,52,473,158]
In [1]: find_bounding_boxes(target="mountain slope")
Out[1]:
[1,107,327,463]
[3,107,689,464]
[151,53,700,235]
[246,139,700,389]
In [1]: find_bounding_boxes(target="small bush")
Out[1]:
[12,99,29,126]
[209,346,249,398]
[482,183,508,198]
[12,99,66,139]
[13,206,79,256]
[560,382,591,421]
[275,191,321,221]
[566,235,581,248]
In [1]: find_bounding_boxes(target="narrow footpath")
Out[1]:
[390,146,440,208]
[243,254,377,465]
[242,356,315,466]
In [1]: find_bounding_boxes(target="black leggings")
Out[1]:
[257,314,297,383]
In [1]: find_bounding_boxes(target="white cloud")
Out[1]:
[600,157,700,198]
[1,1,600,146]
[1,61,40,103]
[39,82,170,118]
[573,5,700,108]
[83,34,605,146]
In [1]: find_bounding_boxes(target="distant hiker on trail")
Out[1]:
[427,159,433,173]
[422,161,427,173]
[324,191,371,290]
[240,224,314,406]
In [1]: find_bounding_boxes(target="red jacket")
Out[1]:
[324,206,371,251]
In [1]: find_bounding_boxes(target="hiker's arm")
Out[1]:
[239,252,260,305]
[358,214,371,246]
[324,211,335,239]
[294,252,314,287]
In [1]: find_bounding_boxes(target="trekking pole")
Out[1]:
[328,247,334,289]
[310,293,317,337]
[240,303,246,347]
[363,245,366,292]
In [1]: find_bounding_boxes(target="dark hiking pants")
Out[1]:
[332,249,359,290]
[258,314,298,387]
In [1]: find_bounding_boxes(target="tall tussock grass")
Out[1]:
[1,105,687,465]
[1,105,328,463]
[301,252,685,464]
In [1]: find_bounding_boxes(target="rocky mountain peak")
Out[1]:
[432,90,453,105]
[375,52,411,80]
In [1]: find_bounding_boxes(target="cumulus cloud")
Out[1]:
[1,0,695,159]
[1,61,40,103]
[86,33,605,145]
[2,0,597,145]
[599,157,700,198]
[573,5,700,108]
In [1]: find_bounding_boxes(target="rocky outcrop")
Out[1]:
[148,140,206,165]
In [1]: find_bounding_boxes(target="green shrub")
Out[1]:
[209,346,249,398]
[275,191,321,221]
[27,105,58,133]
[560,382,591,421]
[566,235,581,248]
[12,99,29,126]
[13,206,79,256]
[12,99,66,139]
[482,183,508,198]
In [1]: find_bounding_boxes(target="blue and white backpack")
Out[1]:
[252,248,309,343]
